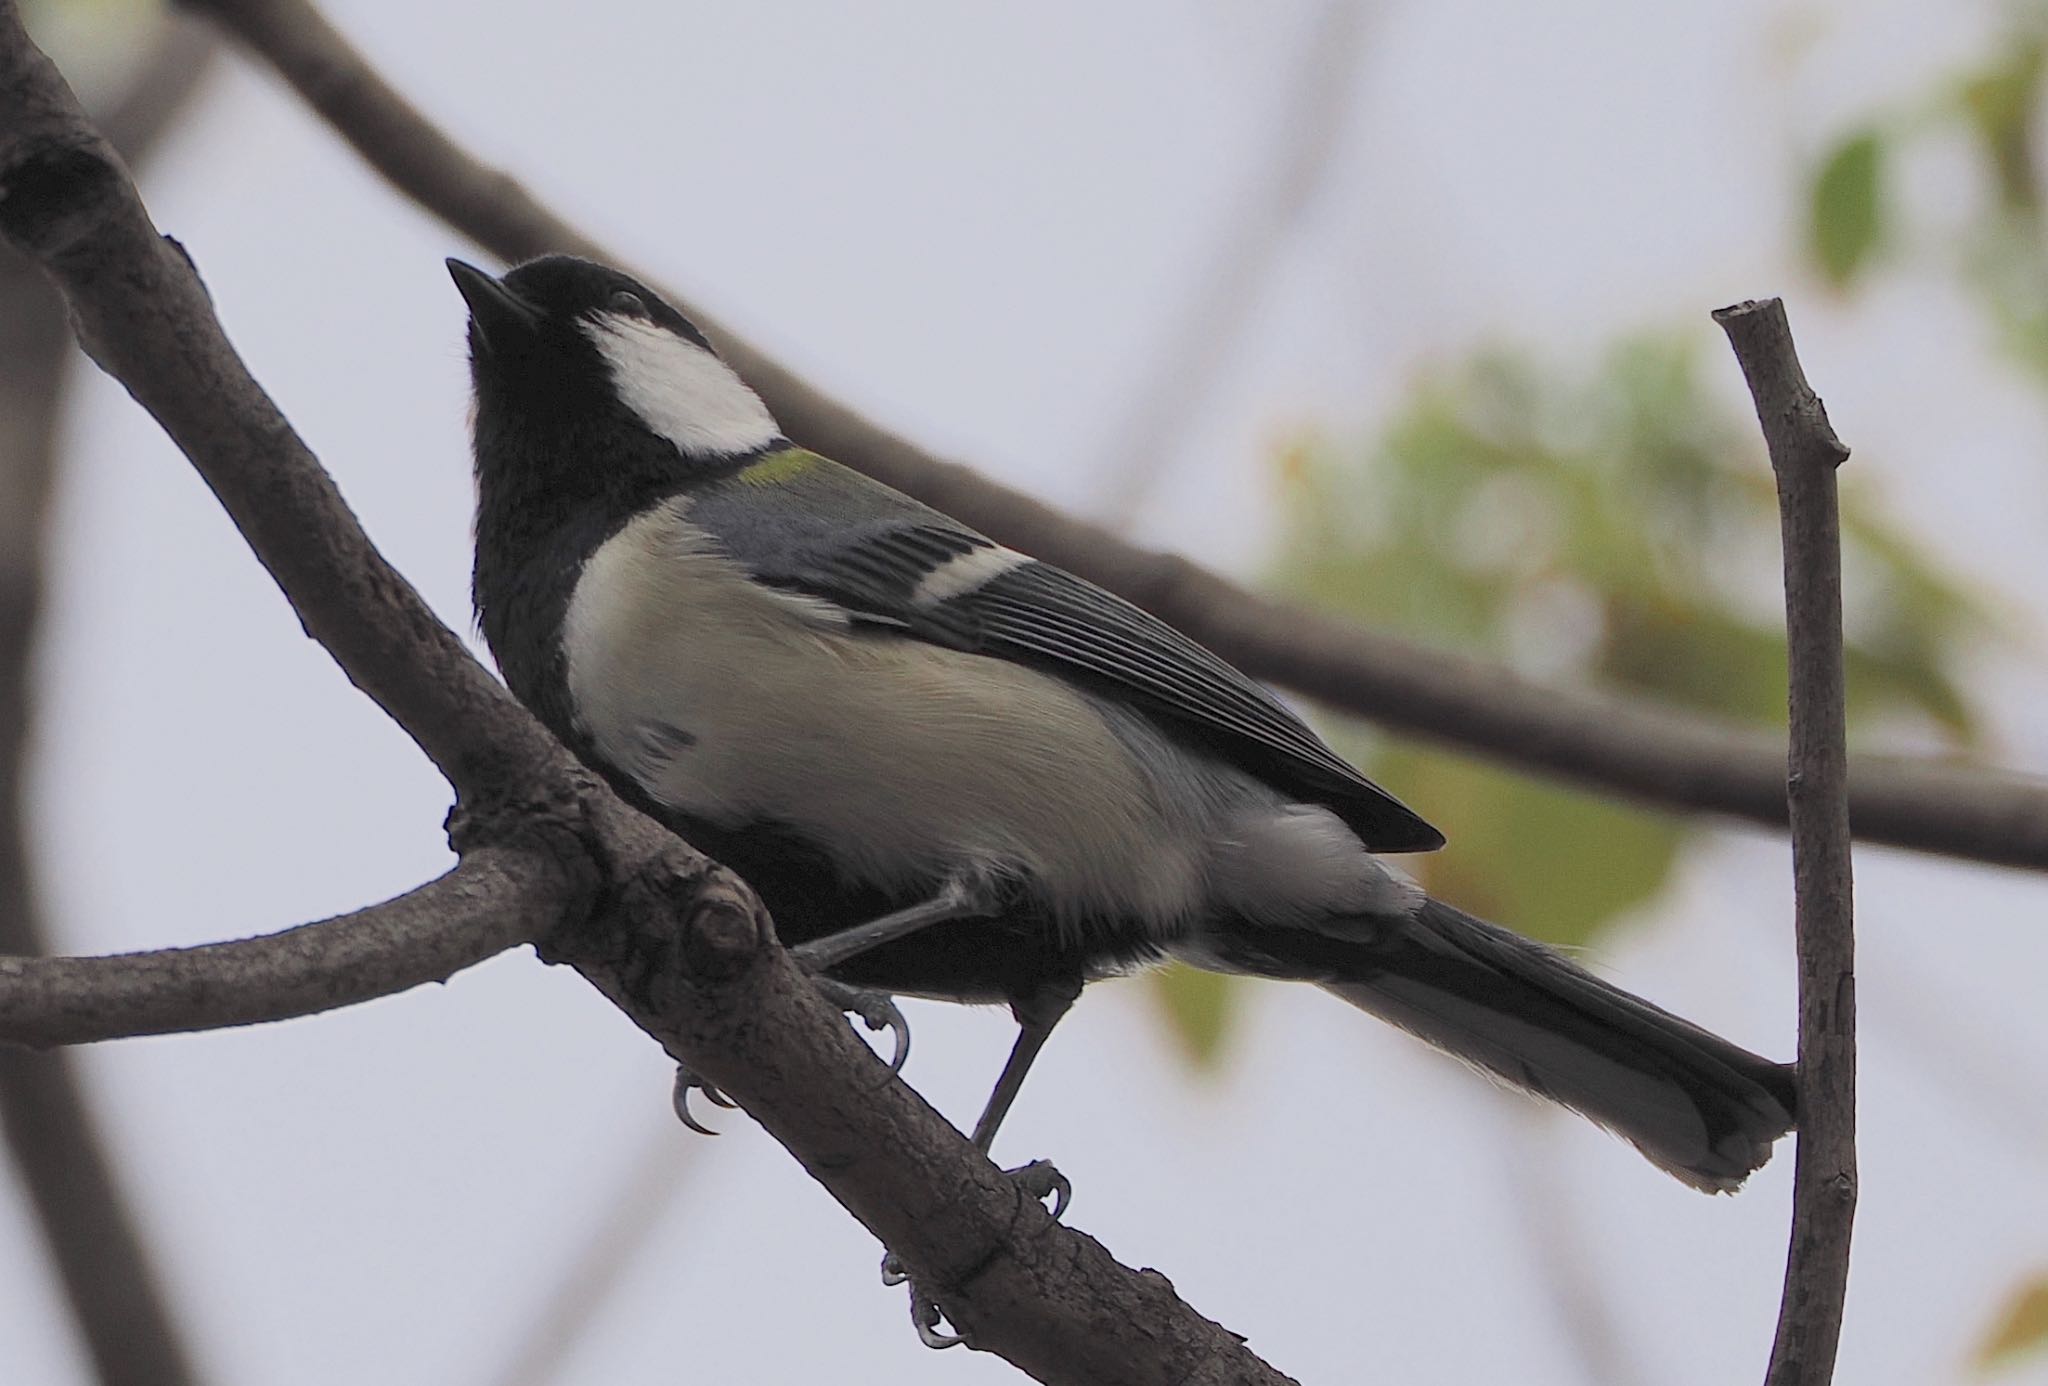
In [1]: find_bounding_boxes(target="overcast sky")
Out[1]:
[9,1,2048,1383]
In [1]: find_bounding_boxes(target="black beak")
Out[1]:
[447,258,541,351]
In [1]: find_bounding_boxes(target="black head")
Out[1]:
[454,256,786,703]
[449,254,783,473]
[450,255,712,362]
[451,254,785,530]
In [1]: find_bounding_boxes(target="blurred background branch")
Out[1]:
[180,0,2048,873]
[478,1124,700,1386]
[0,12,215,1384]
[1086,0,1375,529]
[7,0,2048,1380]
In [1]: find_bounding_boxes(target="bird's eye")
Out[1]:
[607,289,647,316]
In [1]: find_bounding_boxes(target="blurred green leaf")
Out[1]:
[1810,128,1888,288]
[1975,1272,2048,1372]
[1147,964,1238,1070]
[1363,744,1683,949]
[1961,218,2048,387]
[1959,34,2046,213]
[1271,332,1990,953]
[1825,17,2048,383]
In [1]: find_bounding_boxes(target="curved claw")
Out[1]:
[884,1249,964,1348]
[811,978,912,1072]
[878,1008,911,1072]
[670,1067,726,1136]
[1008,1159,1071,1222]
[878,1159,1066,1350]
[910,1288,964,1350]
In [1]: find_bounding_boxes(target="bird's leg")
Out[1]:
[671,880,990,1134]
[968,976,1082,1160]
[884,975,1083,1349]
[789,876,989,971]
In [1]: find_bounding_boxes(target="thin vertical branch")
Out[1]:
[1714,298,1857,1386]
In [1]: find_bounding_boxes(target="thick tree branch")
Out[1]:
[0,10,1295,1378]
[0,846,579,1047]
[551,831,1299,1385]
[1,8,560,799]
[175,0,2048,872]
[1715,299,1857,1386]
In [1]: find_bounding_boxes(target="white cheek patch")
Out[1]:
[912,545,1030,607]
[584,312,781,458]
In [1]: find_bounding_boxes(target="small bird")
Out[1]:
[451,254,1796,1202]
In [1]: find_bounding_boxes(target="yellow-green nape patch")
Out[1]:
[734,448,822,487]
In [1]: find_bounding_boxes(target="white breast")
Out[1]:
[560,503,1209,932]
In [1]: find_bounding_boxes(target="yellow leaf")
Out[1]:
[1147,965,1237,1071]
[1976,1273,2048,1372]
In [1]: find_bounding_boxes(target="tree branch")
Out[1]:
[0,846,579,1047]
[1715,299,1857,1386]
[0,9,1296,1378]
[174,0,2048,872]
[1,8,561,799]
[550,835,1299,1385]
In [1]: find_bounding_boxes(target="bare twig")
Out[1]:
[1715,298,1857,1386]
[0,848,578,1047]
[0,11,1296,1378]
[173,0,2048,873]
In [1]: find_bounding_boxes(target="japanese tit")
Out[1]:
[451,254,1795,1191]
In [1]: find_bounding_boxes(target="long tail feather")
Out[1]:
[1215,898,1796,1191]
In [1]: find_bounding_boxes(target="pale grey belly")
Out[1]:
[559,506,1414,940]
[561,515,1209,930]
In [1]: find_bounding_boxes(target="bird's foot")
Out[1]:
[670,1065,736,1135]
[880,1158,1072,1349]
[667,978,908,1136]
[1002,1158,1072,1221]
[808,976,911,1073]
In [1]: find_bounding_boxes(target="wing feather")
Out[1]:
[693,455,1443,853]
